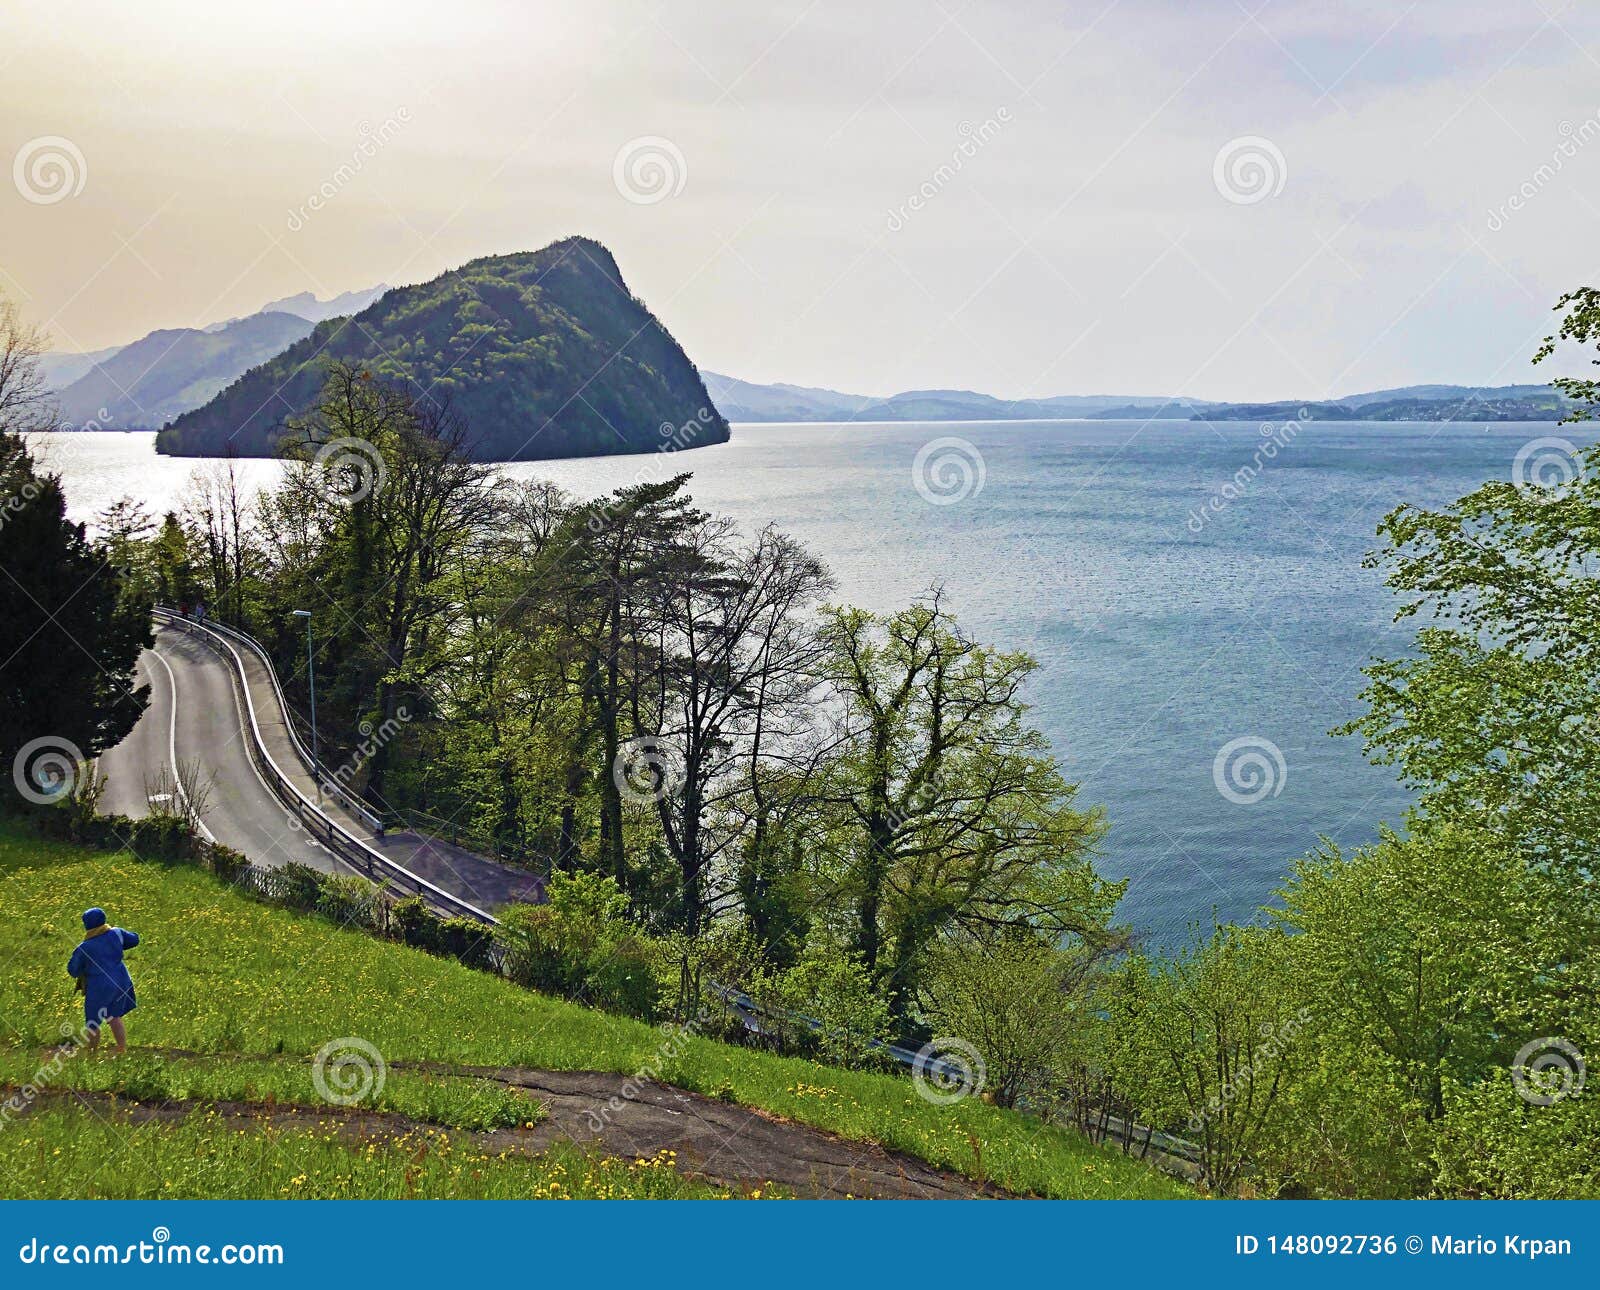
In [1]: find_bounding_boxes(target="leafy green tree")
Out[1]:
[764,940,893,1070]
[537,475,705,896]
[1109,924,1305,1194]
[921,931,1107,1108]
[1266,824,1593,1197]
[261,363,496,806]
[1344,294,1600,879]
[95,497,158,605]
[153,511,201,608]
[818,593,1117,1013]
[0,433,151,798]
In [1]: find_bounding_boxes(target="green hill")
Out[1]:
[0,819,1186,1199]
[157,238,730,462]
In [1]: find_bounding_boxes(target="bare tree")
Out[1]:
[0,294,58,436]
[630,520,834,932]
[183,457,255,624]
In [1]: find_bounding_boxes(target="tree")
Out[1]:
[0,433,151,799]
[0,293,55,436]
[152,511,200,608]
[539,475,705,895]
[921,931,1110,1108]
[1265,824,1593,1197]
[817,593,1116,1013]
[1344,291,1600,881]
[1109,924,1305,1195]
[631,520,833,933]
[263,363,497,806]
[182,459,254,624]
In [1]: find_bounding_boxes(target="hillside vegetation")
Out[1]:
[158,237,729,461]
[0,820,1186,1200]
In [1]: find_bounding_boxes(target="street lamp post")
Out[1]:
[292,610,319,804]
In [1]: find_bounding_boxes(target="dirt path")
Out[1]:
[410,1065,990,1198]
[12,1059,993,1199]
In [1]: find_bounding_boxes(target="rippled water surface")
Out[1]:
[46,420,1581,946]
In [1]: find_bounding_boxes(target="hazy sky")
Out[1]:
[3,0,1599,400]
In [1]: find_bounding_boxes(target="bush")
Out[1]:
[392,896,445,950]
[764,942,892,1070]
[273,862,327,914]
[436,916,499,971]
[203,842,250,883]
[921,933,1095,1106]
[1430,1073,1600,1199]
[498,872,658,1020]
[316,874,382,929]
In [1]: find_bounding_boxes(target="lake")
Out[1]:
[38,419,1580,947]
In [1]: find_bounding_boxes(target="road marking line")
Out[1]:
[149,642,217,844]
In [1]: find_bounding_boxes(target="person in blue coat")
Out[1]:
[67,908,139,1053]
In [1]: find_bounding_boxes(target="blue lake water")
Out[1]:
[48,420,1583,948]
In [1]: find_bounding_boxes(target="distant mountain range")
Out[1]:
[701,374,1211,422]
[702,376,1578,425]
[202,284,390,333]
[1192,385,1574,422]
[159,238,728,461]
[42,284,389,429]
[40,266,1579,451]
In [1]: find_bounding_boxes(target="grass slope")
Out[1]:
[0,821,1186,1199]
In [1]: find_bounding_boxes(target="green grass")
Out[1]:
[0,1049,540,1131]
[0,820,1187,1199]
[0,1105,766,1199]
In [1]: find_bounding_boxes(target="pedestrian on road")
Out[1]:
[67,908,140,1054]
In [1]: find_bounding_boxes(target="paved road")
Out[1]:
[97,620,544,913]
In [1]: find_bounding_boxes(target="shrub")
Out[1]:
[764,942,893,1070]
[436,916,499,971]
[316,874,382,929]
[498,872,659,1020]
[203,842,251,883]
[273,862,327,914]
[392,896,445,950]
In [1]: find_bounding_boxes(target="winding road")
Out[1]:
[97,616,545,914]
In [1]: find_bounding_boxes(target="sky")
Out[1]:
[3,0,1600,402]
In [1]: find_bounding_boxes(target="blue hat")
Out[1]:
[82,907,106,930]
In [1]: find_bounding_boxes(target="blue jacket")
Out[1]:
[67,927,139,1025]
